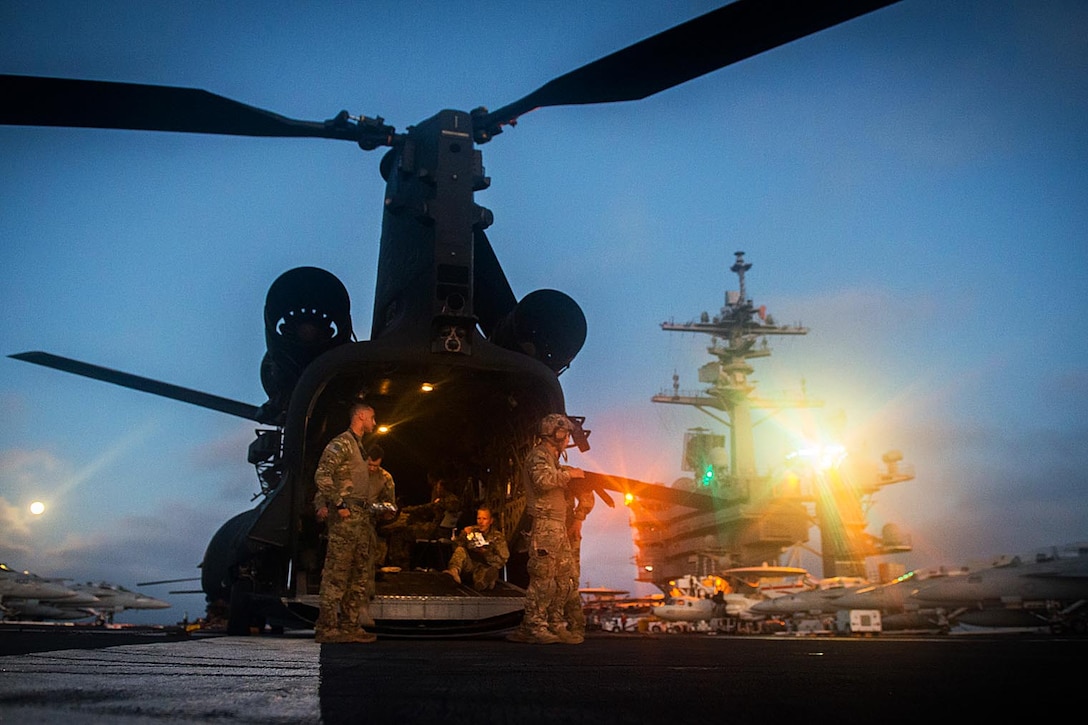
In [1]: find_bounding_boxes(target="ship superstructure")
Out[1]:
[630,252,914,588]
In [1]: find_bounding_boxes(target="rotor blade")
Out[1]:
[480,0,900,130]
[473,229,518,337]
[9,351,264,422]
[583,471,719,512]
[137,577,201,586]
[0,74,370,140]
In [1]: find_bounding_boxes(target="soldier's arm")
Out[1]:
[313,489,330,522]
[378,471,396,504]
[313,438,347,513]
[527,451,569,494]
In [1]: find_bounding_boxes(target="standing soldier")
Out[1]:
[562,480,596,644]
[312,402,394,644]
[362,445,398,586]
[507,413,584,644]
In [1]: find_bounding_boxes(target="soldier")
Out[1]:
[382,471,461,569]
[363,445,398,582]
[312,402,395,644]
[444,506,509,590]
[562,480,596,644]
[507,413,584,645]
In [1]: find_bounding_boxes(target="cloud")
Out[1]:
[0,497,34,562]
[185,422,266,501]
[0,447,69,495]
[0,449,71,558]
[867,409,1088,568]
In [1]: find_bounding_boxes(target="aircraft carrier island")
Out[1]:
[628,251,914,591]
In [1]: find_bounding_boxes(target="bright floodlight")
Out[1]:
[787,444,847,470]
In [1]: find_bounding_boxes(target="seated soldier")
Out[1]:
[444,506,509,590]
[380,472,462,569]
[427,476,463,542]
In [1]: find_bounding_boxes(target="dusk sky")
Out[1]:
[2,1,1086,624]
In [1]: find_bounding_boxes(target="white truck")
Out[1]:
[836,609,882,635]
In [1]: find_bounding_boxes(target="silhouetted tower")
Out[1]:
[635,252,915,583]
[654,251,809,488]
[642,252,813,577]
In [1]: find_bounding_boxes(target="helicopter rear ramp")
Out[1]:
[284,570,525,637]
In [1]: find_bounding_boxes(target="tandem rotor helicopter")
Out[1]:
[2,1,902,635]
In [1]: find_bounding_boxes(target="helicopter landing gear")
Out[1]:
[227,578,263,636]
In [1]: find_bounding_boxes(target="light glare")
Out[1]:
[786,444,847,470]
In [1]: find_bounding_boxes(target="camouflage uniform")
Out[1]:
[313,430,395,640]
[382,482,461,569]
[563,483,596,641]
[447,525,509,590]
[510,442,576,643]
[362,464,396,593]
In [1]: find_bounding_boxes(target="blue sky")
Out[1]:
[2,0,1086,623]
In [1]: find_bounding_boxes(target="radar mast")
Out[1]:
[631,252,914,585]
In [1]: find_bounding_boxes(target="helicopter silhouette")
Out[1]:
[2,0,901,635]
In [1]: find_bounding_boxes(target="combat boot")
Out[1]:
[314,610,339,642]
[343,628,377,644]
[553,628,584,644]
[315,627,347,644]
[506,627,560,644]
[504,628,531,643]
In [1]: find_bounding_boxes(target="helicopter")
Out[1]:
[2,1,902,635]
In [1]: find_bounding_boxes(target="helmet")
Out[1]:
[539,413,573,437]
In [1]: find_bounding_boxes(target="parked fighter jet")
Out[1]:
[1,563,98,621]
[748,576,868,616]
[0,563,77,602]
[910,546,1088,633]
[831,569,962,632]
[0,571,169,624]
[65,582,171,623]
[1,597,97,620]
